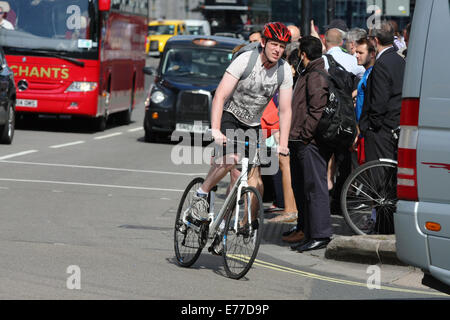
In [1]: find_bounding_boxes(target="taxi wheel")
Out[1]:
[0,101,15,144]
[144,128,165,143]
[144,128,157,142]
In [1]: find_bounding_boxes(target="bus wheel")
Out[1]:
[91,114,107,132]
[118,105,132,125]
[119,79,135,125]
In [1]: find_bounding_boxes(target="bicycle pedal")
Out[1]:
[208,243,223,256]
[208,234,223,256]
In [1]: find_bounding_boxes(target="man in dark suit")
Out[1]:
[359,21,405,162]
[359,22,405,234]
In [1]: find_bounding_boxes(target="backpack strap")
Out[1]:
[241,45,261,81]
[240,44,285,86]
[324,54,347,73]
[276,59,284,89]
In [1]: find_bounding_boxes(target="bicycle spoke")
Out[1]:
[223,187,263,279]
[174,178,205,267]
[353,170,384,202]
[342,161,397,235]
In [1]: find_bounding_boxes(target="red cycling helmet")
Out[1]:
[263,22,292,43]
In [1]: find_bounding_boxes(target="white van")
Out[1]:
[395,0,450,287]
[185,20,211,36]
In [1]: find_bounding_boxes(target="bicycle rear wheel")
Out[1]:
[223,186,264,279]
[341,160,398,235]
[174,177,206,267]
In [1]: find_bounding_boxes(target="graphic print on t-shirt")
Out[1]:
[224,70,278,126]
[223,51,293,127]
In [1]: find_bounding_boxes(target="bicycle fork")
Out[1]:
[234,158,250,233]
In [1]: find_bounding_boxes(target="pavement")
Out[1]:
[261,208,404,266]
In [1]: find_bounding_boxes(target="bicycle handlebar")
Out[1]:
[205,129,290,157]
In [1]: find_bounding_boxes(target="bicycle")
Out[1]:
[340,158,398,235]
[174,139,264,279]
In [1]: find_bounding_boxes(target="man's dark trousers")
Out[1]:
[289,141,333,240]
[364,127,398,234]
[364,126,398,162]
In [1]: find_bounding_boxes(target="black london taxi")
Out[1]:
[143,35,245,142]
[0,46,16,144]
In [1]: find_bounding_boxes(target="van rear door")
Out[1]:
[416,0,450,273]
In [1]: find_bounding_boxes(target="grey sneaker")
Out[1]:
[189,194,209,222]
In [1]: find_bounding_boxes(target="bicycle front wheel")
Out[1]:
[174,177,205,267]
[341,160,398,235]
[223,186,264,280]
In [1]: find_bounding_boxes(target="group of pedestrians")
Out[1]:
[257,19,407,251]
[188,18,407,255]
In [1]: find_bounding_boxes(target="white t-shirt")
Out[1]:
[324,46,365,79]
[0,19,14,30]
[223,50,293,126]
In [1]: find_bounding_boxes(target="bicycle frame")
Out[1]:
[207,142,260,237]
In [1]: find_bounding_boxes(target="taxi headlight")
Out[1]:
[151,90,166,104]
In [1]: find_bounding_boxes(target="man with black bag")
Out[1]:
[288,36,334,252]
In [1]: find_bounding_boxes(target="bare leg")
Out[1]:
[327,154,336,191]
[201,154,240,193]
[226,168,241,196]
[279,155,298,214]
[243,166,263,224]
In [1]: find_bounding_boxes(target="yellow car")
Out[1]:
[146,20,187,56]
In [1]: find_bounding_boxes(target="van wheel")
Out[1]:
[0,101,15,144]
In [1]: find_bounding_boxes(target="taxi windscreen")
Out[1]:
[161,48,232,79]
[148,25,175,36]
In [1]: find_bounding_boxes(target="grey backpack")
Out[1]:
[231,42,285,88]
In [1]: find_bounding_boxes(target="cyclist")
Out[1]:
[189,22,293,232]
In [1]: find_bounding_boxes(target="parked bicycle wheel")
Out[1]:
[174,177,206,267]
[340,159,398,235]
[223,186,264,279]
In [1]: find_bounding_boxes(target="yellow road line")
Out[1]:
[226,254,448,297]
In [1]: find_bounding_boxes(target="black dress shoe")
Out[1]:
[282,225,297,237]
[295,238,331,253]
[290,238,310,251]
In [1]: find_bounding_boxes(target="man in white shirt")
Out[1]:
[323,28,365,79]
[0,2,13,30]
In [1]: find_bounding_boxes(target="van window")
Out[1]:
[187,26,205,35]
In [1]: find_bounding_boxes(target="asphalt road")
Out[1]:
[0,58,448,301]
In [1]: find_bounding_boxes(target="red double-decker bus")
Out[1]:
[0,0,148,131]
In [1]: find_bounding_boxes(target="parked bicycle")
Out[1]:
[340,158,398,235]
[174,139,264,279]
[340,127,401,235]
